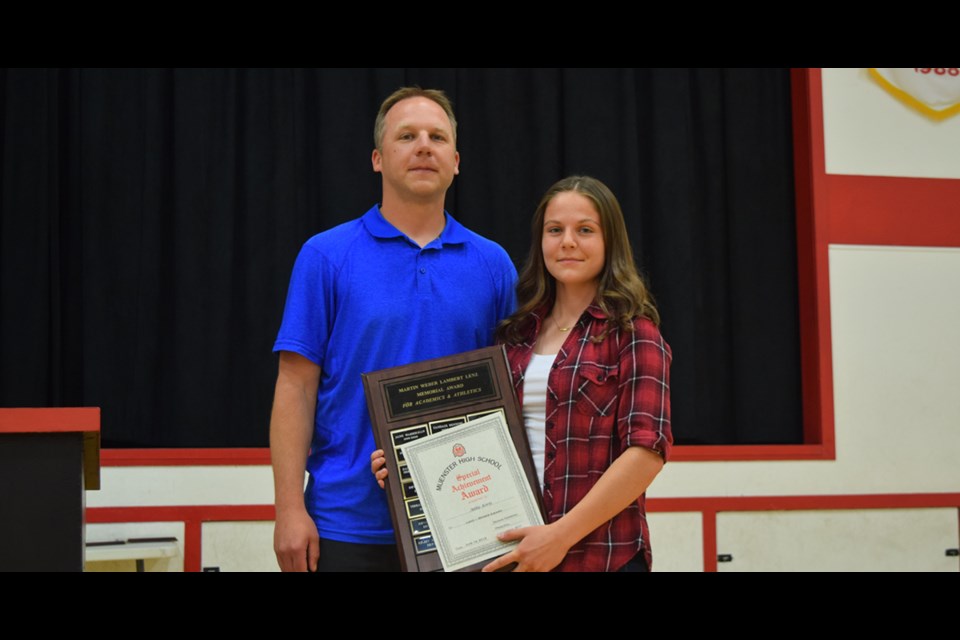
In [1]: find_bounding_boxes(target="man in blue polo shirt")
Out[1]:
[270,87,517,572]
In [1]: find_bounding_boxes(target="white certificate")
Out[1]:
[402,411,544,572]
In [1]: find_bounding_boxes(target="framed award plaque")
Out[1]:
[362,345,545,572]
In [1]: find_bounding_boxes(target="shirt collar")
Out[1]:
[523,302,607,348]
[362,205,404,239]
[584,303,608,321]
[362,204,470,247]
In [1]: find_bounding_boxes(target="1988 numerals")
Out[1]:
[913,68,960,76]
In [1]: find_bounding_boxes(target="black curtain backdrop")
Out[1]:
[0,68,801,447]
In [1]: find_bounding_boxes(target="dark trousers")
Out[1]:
[617,551,649,573]
[314,538,401,572]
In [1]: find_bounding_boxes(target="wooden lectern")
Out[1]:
[0,408,100,571]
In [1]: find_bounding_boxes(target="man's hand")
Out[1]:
[274,507,320,572]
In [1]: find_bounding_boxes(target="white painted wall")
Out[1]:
[202,522,278,573]
[717,509,958,572]
[822,67,960,179]
[86,466,274,508]
[829,246,960,491]
[647,512,703,572]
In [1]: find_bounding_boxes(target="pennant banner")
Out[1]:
[868,68,960,121]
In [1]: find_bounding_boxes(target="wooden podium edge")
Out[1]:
[0,408,101,489]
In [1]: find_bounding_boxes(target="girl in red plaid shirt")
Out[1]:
[485,175,672,572]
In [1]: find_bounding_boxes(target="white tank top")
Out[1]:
[522,352,556,492]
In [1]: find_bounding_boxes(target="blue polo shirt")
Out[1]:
[274,205,517,544]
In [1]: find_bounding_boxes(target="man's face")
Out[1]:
[372,97,460,204]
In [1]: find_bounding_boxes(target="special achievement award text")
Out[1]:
[402,411,544,572]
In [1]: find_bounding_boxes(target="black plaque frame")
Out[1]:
[363,345,544,572]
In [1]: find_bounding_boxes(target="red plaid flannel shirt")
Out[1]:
[504,304,672,571]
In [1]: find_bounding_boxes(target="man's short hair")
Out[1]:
[374,87,457,150]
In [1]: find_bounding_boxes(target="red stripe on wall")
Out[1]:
[823,174,960,247]
[185,519,203,573]
[792,69,834,453]
[701,511,718,573]
[102,448,271,466]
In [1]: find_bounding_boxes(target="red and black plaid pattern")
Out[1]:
[505,304,672,571]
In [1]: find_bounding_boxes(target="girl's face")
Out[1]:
[541,191,605,290]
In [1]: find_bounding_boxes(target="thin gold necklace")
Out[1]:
[553,315,573,332]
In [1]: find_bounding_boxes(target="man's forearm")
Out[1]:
[270,361,319,511]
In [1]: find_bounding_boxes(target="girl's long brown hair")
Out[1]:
[497,176,659,344]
